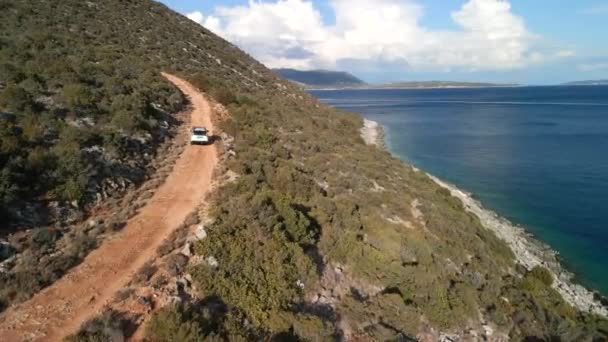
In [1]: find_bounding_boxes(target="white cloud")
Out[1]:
[186,11,204,24]
[555,50,576,58]
[187,0,565,71]
[577,63,608,71]
[186,11,221,33]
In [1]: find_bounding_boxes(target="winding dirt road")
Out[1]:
[0,74,217,341]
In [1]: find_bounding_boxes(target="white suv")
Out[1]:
[190,127,210,145]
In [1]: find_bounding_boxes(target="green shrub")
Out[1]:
[62,176,87,202]
[64,310,124,342]
[189,73,213,91]
[218,118,237,137]
[528,266,554,286]
[210,87,237,106]
[146,305,204,342]
[110,109,142,133]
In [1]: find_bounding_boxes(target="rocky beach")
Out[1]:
[362,118,608,317]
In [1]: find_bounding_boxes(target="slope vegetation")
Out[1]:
[0,74,217,341]
[0,0,606,341]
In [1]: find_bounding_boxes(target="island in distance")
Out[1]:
[561,79,608,86]
[274,68,517,89]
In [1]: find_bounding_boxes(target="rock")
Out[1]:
[0,256,15,273]
[82,145,103,154]
[66,208,84,224]
[48,201,62,217]
[194,225,207,240]
[400,248,419,266]
[181,242,193,257]
[66,117,95,128]
[438,334,457,342]
[206,256,218,268]
[177,277,190,290]
[137,295,153,311]
[416,323,439,342]
[87,219,99,228]
[464,270,485,289]
[169,295,182,305]
[482,324,494,337]
[0,240,16,262]
[515,263,528,275]
[189,255,205,266]
[595,292,608,307]
[133,133,153,145]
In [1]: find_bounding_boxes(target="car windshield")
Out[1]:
[193,128,207,136]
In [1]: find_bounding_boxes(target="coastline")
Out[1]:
[362,118,608,317]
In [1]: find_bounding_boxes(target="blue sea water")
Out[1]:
[311,86,608,295]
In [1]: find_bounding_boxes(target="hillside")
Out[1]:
[0,0,607,340]
[562,79,608,86]
[273,68,366,88]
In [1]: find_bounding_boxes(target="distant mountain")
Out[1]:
[373,80,517,89]
[562,80,608,86]
[273,68,365,88]
[275,69,516,89]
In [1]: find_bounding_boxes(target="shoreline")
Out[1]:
[361,118,608,317]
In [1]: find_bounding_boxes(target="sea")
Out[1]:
[311,85,608,296]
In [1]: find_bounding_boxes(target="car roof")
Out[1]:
[192,127,207,131]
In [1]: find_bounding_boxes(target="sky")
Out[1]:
[158,0,608,84]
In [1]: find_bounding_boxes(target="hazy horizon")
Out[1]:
[274,67,608,86]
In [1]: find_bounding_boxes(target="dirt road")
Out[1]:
[0,74,217,341]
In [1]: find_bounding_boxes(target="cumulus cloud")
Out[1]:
[186,0,558,71]
[186,11,221,33]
